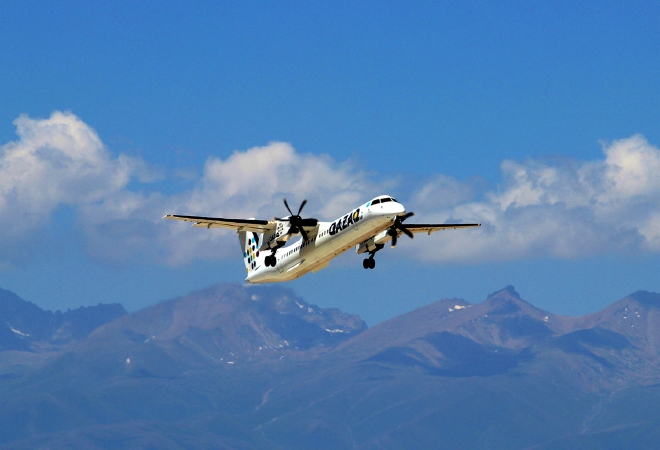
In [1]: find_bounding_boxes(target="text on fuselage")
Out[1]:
[329,208,362,236]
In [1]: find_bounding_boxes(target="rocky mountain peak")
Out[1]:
[487,284,521,300]
[483,285,541,315]
[82,283,367,371]
[626,290,660,307]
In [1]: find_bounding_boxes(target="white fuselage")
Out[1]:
[246,199,405,283]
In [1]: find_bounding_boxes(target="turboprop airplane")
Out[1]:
[164,196,480,283]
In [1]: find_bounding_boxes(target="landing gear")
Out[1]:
[361,244,382,270]
[265,254,276,267]
[264,241,285,268]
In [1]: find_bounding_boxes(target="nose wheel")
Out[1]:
[361,244,382,270]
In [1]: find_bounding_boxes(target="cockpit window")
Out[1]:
[381,198,391,203]
[371,199,381,205]
[391,198,397,203]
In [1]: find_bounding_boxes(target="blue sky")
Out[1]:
[1,1,660,325]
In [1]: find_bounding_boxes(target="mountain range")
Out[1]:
[0,287,126,351]
[2,283,660,449]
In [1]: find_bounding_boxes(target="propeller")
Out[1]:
[275,198,319,241]
[388,212,415,248]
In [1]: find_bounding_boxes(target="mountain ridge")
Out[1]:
[3,284,660,449]
[0,287,127,352]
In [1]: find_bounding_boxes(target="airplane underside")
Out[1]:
[246,216,392,283]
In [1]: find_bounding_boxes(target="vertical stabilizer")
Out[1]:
[238,230,261,274]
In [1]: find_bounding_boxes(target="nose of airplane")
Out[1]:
[394,202,406,214]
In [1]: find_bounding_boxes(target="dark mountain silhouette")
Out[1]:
[0,287,126,351]
[2,284,660,448]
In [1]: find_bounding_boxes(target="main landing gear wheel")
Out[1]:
[265,255,276,267]
[362,258,375,269]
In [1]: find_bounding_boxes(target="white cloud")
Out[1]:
[0,112,133,218]
[77,138,384,265]
[0,112,144,262]
[0,112,384,266]
[2,111,660,268]
[405,135,660,262]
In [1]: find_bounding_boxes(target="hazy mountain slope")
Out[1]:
[334,286,562,359]
[0,413,277,450]
[73,283,367,369]
[242,286,593,449]
[240,286,660,449]
[0,287,126,351]
[0,284,366,446]
[3,284,660,449]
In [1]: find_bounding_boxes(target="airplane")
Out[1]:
[164,196,480,283]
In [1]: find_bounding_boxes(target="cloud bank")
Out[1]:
[0,112,382,265]
[407,134,660,262]
[2,111,660,266]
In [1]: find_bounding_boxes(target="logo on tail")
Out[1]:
[239,231,260,273]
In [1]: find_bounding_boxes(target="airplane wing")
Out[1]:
[163,215,274,233]
[401,223,481,235]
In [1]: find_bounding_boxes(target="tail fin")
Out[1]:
[238,230,261,274]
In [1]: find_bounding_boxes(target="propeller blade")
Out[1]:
[391,232,398,248]
[401,212,415,222]
[277,198,318,241]
[283,198,294,216]
[398,225,414,239]
[297,199,307,215]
